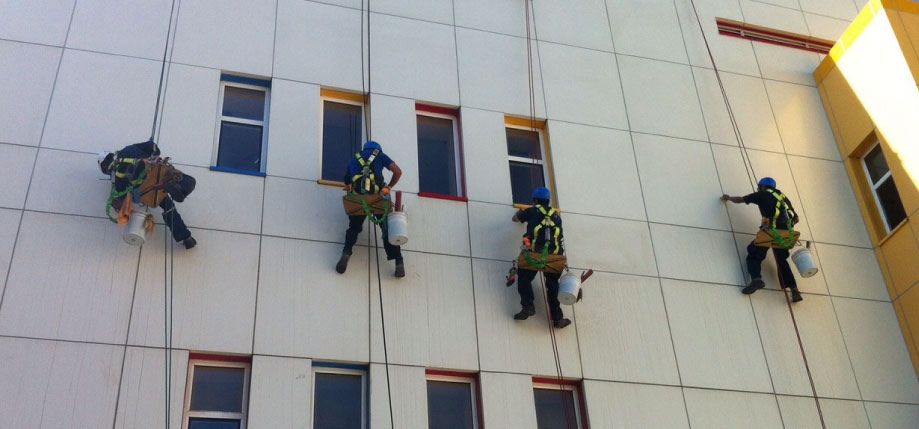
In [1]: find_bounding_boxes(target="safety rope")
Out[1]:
[539,273,576,429]
[361,0,372,140]
[687,1,825,427]
[371,222,395,428]
[151,0,178,143]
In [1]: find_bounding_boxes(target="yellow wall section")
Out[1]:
[899,289,919,375]
[881,222,919,296]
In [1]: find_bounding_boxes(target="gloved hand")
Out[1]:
[381,185,391,195]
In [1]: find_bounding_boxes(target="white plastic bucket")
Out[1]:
[558,273,581,306]
[792,248,819,278]
[123,211,149,246]
[387,211,408,246]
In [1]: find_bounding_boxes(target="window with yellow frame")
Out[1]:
[504,116,557,207]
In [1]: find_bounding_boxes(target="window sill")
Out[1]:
[418,191,467,202]
[318,179,345,187]
[513,203,562,212]
[877,218,911,247]
[210,166,266,177]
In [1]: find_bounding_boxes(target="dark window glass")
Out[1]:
[322,101,363,181]
[509,161,545,205]
[314,373,363,429]
[216,122,263,172]
[876,177,907,229]
[188,418,241,429]
[222,86,265,121]
[417,115,459,196]
[863,144,889,184]
[427,381,475,429]
[534,388,578,429]
[189,366,246,412]
[506,128,542,160]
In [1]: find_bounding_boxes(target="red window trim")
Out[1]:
[418,191,469,202]
[188,353,252,363]
[716,18,832,54]
[416,103,467,199]
[532,377,590,429]
[426,369,483,429]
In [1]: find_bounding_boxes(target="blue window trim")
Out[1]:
[220,73,271,88]
[210,165,266,177]
[312,361,369,371]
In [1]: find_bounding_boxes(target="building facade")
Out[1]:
[0,0,917,428]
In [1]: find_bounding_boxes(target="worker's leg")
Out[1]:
[514,269,538,320]
[774,248,803,302]
[544,272,564,322]
[379,217,403,262]
[159,197,191,242]
[743,241,769,294]
[343,215,366,255]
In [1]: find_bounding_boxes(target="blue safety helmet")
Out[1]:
[532,186,551,200]
[363,140,381,151]
[757,177,776,188]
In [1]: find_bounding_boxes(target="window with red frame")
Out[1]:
[416,104,466,200]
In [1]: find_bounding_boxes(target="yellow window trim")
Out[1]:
[878,218,912,247]
[505,116,546,129]
[318,179,345,187]
[320,88,366,104]
[514,203,562,212]
[504,116,559,207]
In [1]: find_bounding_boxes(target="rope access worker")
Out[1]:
[97,140,197,249]
[511,186,571,329]
[721,177,803,302]
[336,141,405,277]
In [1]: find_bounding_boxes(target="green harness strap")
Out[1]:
[104,168,148,223]
[764,189,796,249]
[350,192,390,225]
[522,243,551,268]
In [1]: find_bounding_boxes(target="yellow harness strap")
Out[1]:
[530,205,561,254]
[765,189,795,228]
[350,149,381,194]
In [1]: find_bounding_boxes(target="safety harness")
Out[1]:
[351,148,382,194]
[523,205,562,268]
[764,188,796,248]
[105,152,149,223]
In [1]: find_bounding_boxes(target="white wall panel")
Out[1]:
[248,355,312,428]
[651,223,745,285]
[766,80,840,160]
[254,237,369,361]
[473,259,581,377]
[25,149,114,218]
[564,213,658,276]
[538,42,628,129]
[719,72,785,153]
[533,0,613,51]
[752,291,860,399]
[0,338,122,429]
[819,398,871,428]
[129,227,259,354]
[262,178,358,242]
[468,201,527,262]
[480,371,538,429]
[460,108,513,205]
[799,0,859,21]
[777,395,823,429]
[398,193,470,257]
[607,0,688,63]
[370,14,459,104]
[662,279,773,392]
[805,12,853,40]
[619,56,708,141]
[864,402,919,429]
[0,209,22,301]
[683,388,783,429]
[0,212,138,343]
[788,156,872,247]
[577,272,680,385]
[817,243,889,301]
[274,0,362,89]
[171,0,275,76]
[633,134,731,230]
[0,41,61,147]
[753,42,822,87]
[174,165,264,234]
[583,380,689,428]
[369,252,478,369]
[41,50,160,152]
[114,348,188,429]
[453,0,526,37]
[693,67,740,146]
[674,0,761,76]
[549,122,644,221]
[371,0,453,25]
[833,297,919,403]
[265,80,320,180]
[155,64,220,168]
[368,94,419,193]
[455,28,546,117]
[740,0,810,34]
[0,144,36,208]
[370,364,427,429]
[0,0,75,46]
[67,0,173,60]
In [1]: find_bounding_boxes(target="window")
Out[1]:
[532,380,585,429]
[506,118,554,205]
[183,356,251,429]
[312,364,367,429]
[213,75,270,175]
[716,18,833,54]
[426,371,480,429]
[862,142,907,232]
[417,104,466,200]
[320,89,366,183]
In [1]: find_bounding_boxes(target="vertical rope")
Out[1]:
[539,274,576,428]
[151,0,179,144]
[371,223,395,428]
[361,0,372,140]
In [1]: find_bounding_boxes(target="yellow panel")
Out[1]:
[817,85,844,155]
[504,115,546,129]
[880,221,919,296]
[872,0,895,12]
[842,3,878,49]
[843,153,888,244]
[820,69,875,155]
[319,88,366,103]
[899,288,919,376]
[878,135,919,215]
[896,0,919,15]
[877,246,898,299]
[814,55,836,84]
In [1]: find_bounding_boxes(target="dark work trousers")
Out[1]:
[746,241,797,288]
[517,269,564,321]
[159,197,191,242]
[343,215,403,261]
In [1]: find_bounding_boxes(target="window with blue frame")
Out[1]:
[213,75,270,174]
[183,358,250,429]
[312,364,367,429]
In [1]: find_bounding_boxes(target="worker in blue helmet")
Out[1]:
[336,141,405,277]
[511,186,571,328]
[722,177,803,302]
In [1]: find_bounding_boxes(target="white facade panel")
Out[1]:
[0,208,22,301]
[66,0,173,60]
[777,395,823,429]
[480,371,538,429]
[459,108,514,205]
[175,166,264,234]
[563,213,658,276]
[619,55,709,141]
[248,355,312,428]
[265,79,320,181]
[805,12,854,40]
[607,0,689,64]
[720,72,786,153]
[583,380,689,428]
[397,194,471,257]
[754,42,822,87]
[468,201,528,261]
[0,0,74,46]
[683,388,784,429]
[0,41,61,147]
[817,243,890,301]
[0,144,36,208]
[819,398,872,428]
[369,364,428,429]
[533,0,613,51]
[371,0,453,25]
[864,402,919,429]
[453,0,526,37]
[368,94,419,193]
[767,80,841,161]
[789,155,873,247]
[740,0,810,35]
[674,0,761,76]
[114,348,188,429]
[262,177,358,243]
[693,67,742,146]
[799,0,860,21]
[651,223,745,285]
[155,63,221,168]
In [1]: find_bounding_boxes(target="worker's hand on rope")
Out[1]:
[345,183,353,193]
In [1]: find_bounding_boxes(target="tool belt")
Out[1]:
[516,251,567,274]
[136,161,196,207]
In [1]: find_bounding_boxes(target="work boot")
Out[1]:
[513,305,536,320]
[742,278,766,294]
[791,288,803,303]
[336,253,351,274]
[183,237,197,250]
[394,259,405,278]
[554,318,572,329]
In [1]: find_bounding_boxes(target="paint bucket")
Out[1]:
[558,273,581,306]
[792,248,818,278]
[387,211,408,246]
[123,211,149,246]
